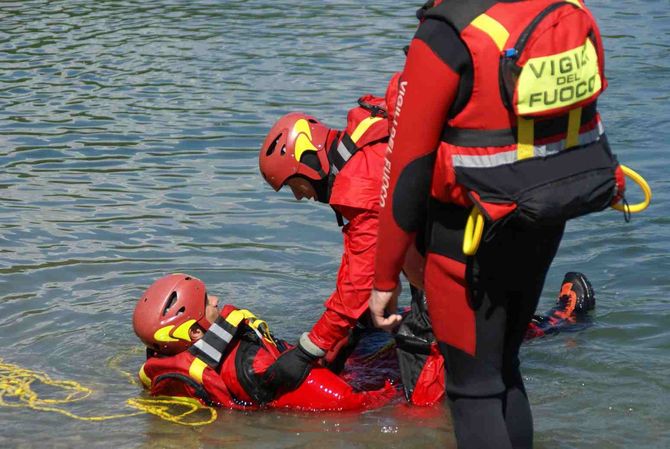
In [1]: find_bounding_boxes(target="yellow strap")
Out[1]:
[566,107,582,148]
[225,309,256,327]
[471,13,510,51]
[138,364,152,389]
[188,358,207,385]
[517,117,535,160]
[350,116,383,143]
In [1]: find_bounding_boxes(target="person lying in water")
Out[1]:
[132,273,395,411]
[133,272,594,410]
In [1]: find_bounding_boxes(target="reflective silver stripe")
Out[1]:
[452,124,604,169]
[331,165,339,175]
[208,323,233,343]
[337,141,351,163]
[452,150,517,168]
[193,339,222,362]
[579,120,604,146]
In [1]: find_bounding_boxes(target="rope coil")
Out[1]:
[0,358,216,426]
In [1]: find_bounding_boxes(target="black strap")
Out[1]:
[441,102,597,147]
[153,373,217,407]
[357,97,388,118]
[333,208,345,227]
[328,133,359,173]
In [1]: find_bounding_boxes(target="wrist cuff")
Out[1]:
[373,282,398,292]
[299,332,326,358]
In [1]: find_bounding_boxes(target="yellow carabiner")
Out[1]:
[248,319,276,346]
[611,165,652,213]
[463,206,485,256]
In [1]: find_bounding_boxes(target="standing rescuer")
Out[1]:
[370,1,625,448]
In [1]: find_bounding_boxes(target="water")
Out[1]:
[0,1,668,448]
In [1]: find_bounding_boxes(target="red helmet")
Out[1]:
[132,273,211,356]
[259,112,333,191]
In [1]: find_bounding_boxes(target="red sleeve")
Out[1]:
[374,28,463,291]
[308,207,378,351]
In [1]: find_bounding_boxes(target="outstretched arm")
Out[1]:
[372,19,468,327]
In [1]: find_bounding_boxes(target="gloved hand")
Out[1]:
[260,332,325,398]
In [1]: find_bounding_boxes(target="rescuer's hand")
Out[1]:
[260,333,325,399]
[369,286,402,332]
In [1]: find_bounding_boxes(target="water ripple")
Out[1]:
[0,1,668,448]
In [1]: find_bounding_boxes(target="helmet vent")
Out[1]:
[308,119,317,124]
[280,144,286,155]
[176,306,185,316]
[266,134,282,156]
[163,292,178,316]
[185,276,192,280]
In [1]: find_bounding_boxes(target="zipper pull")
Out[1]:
[503,48,519,59]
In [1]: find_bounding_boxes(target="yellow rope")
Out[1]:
[0,358,216,426]
[129,397,217,426]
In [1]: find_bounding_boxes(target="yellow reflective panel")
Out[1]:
[138,364,152,388]
[172,319,196,342]
[350,116,383,143]
[225,308,257,326]
[471,13,510,51]
[237,309,256,320]
[517,39,601,115]
[292,119,318,162]
[188,358,207,384]
[293,118,312,140]
[294,133,318,162]
[154,325,178,342]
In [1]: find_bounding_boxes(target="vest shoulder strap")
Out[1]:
[188,309,253,369]
[424,0,501,31]
[189,308,276,370]
[328,132,358,175]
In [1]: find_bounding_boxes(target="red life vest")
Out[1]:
[138,304,397,411]
[139,305,281,409]
[425,0,625,227]
[328,94,391,220]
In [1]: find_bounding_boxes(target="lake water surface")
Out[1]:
[1,1,668,448]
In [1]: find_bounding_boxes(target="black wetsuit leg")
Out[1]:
[427,217,564,449]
